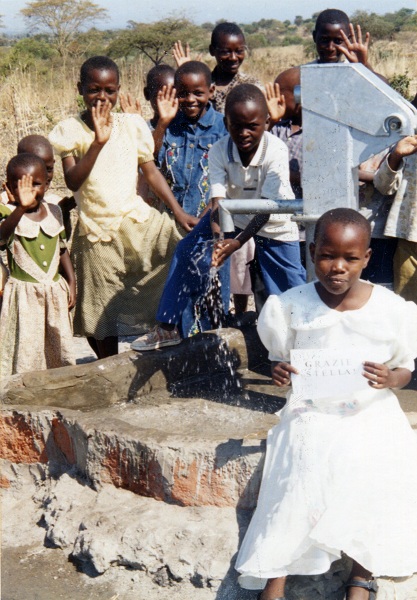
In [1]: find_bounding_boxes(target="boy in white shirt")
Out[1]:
[210,84,305,296]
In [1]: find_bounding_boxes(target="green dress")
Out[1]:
[0,202,74,378]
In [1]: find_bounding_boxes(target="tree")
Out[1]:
[109,17,205,65]
[20,0,108,60]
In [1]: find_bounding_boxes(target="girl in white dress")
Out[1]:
[236,208,417,600]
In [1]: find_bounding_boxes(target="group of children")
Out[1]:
[1,8,417,599]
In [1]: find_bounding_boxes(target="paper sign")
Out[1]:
[290,348,373,400]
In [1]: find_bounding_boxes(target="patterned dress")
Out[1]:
[0,202,74,377]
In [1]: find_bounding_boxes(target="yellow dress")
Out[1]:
[49,113,181,338]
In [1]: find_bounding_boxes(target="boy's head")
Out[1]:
[225,84,268,159]
[310,208,371,296]
[17,135,55,186]
[174,61,214,122]
[6,153,48,208]
[78,56,120,112]
[313,9,350,63]
[144,64,175,113]
[209,22,246,75]
[275,67,301,121]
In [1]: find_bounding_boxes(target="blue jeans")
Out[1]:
[156,213,230,337]
[252,233,306,295]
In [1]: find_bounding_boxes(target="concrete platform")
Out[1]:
[1,326,417,599]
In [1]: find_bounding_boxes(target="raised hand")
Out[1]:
[157,84,179,125]
[172,40,203,67]
[119,92,142,115]
[3,182,15,205]
[91,99,113,146]
[173,41,191,67]
[339,24,370,67]
[393,135,417,158]
[17,174,38,210]
[265,82,286,125]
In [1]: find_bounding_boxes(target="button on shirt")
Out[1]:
[209,132,299,241]
[157,103,227,217]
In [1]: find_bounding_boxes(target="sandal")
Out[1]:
[346,578,378,599]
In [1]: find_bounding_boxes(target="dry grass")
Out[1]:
[0,36,415,192]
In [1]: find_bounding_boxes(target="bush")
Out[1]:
[389,72,411,99]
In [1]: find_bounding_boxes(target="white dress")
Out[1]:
[236,282,417,589]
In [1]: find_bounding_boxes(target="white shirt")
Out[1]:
[209,132,299,241]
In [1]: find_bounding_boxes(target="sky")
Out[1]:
[1,0,416,34]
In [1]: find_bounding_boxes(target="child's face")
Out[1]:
[175,73,213,122]
[36,147,55,188]
[7,163,48,207]
[78,68,120,112]
[210,33,246,75]
[226,100,267,160]
[313,22,350,63]
[145,73,175,114]
[310,222,371,297]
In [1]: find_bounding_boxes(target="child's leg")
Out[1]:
[88,336,118,359]
[255,237,306,296]
[259,577,287,599]
[346,560,376,599]
[393,239,417,301]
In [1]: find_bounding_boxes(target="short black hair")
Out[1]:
[225,83,268,117]
[146,64,175,90]
[175,61,212,88]
[6,153,48,181]
[211,22,245,47]
[17,135,53,157]
[314,9,350,31]
[314,208,371,246]
[80,56,119,86]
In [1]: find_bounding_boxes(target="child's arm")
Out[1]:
[211,211,270,267]
[271,361,299,387]
[265,82,286,130]
[363,361,411,389]
[153,84,179,157]
[59,249,76,309]
[387,135,417,171]
[62,100,113,192]
[0,176,37,241]
[140,161,198,232]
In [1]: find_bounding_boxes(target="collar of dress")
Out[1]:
[15,201,64,239]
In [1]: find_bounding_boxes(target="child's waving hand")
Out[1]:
[338,24,370,67]
[157,84,179,125]
[271,361,299,387]
[363,362,412,390]
[172,41,202,67]
[265,82,286,127]
[91,99,114,146]
[173,41,191,67]
[17,174,38,210]
[119,92,142,115]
